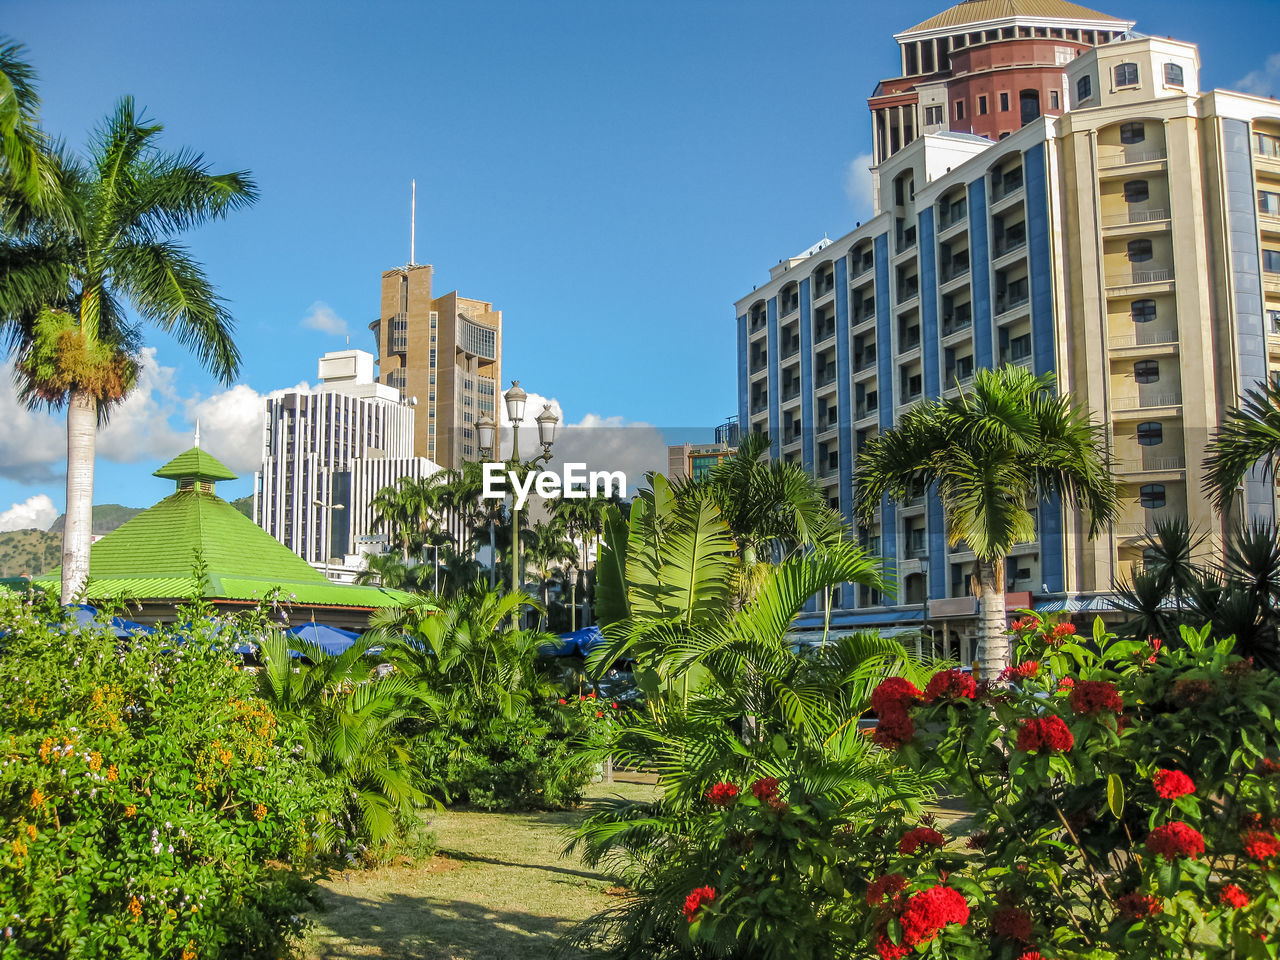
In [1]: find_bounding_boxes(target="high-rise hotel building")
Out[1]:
[735,0,1280,657]
[369,263,502,470]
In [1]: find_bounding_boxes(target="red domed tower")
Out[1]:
[869,0,1135,164]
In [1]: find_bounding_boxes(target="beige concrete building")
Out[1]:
[734,0,1280,657]
[369,263,501,470]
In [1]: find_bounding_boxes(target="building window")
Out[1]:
[1077,75,1092,101]
[1258,133,1280,158]
[1164,62,1184,86]
[1139,483,1166,508]
[1020,88,1041,125]
[1134,359,1161,383]
[1265,250,1280,274]
[1131,299,1157,323]
[1260,191,1280,217]
[1123,180,1150,203]
[924,105,943,125]
[1127,239,1154,262]
[955,100,965,121]
[977,94,988,115]
[1268,308,1280,334]
[1136,421,1163,446]
[1120,121,1145,144]
[1000,91,1010,111]
[1114,62,1139,87]
[1050,90,1060,109]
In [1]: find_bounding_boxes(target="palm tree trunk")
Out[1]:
[61,388,96,604]
[976,556,1008,680]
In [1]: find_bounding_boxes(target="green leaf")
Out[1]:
[1106,772,1124,819]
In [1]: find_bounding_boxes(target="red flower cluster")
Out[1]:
[871,677,923,748]
[683,886,716,922]
[1009,617,1040,632]
[557,698,567,704]
[898,826,945,855]
[1145,822,1205,859]
[1141,636,1162,663]
[1219,884,1250,909]
[923,668,976,702]
[1045,622,1077,647]
[706,782,739,805]
[1242,829,1280,861]
[1116,892,1162,918]
[897,885,970,946]
[875,937,911,960]
[866,872,907,906]
[1258,758,1280,777]
[1057,677,1075,691]
[1017,953,1045,960]
[992,906,1033,941]
[1068,680,1124,717]
[999,660,1040,681]
[1152,769,1195,800]
[1014,715,1074,753]
[750,777,779,801]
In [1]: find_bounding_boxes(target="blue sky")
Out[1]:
[1,0,1278,526]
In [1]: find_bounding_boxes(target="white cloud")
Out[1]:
[300,300,347,337]
[0,494,57,532]
[1236,53,1280,98]
[0,348,310,485]
[844,152,875,220]
[494,389,667,496]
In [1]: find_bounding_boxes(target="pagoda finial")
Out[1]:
[194,419,201,449]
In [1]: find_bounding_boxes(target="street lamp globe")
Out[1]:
[503,380,527,424]
[476,413,496,455]
[535,403,559,449]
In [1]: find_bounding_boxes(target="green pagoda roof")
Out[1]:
[37,451,414,612]
[153,446,238,483]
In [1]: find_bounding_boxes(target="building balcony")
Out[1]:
[1102,208,1170,228]
[780,297,800,317]
[815,369,838,389]
[1112,392,1183,414]
[995,293,1031,318]
[853,351,878,373]
[855,403,879,424]
[1114,455,1187,475]
[1107,266,1173,288]
[813,278,836,300]
[1097,148,1167,170]
[851,258,875,282]
[852,309,877,329]
[993,235,1027,258]
[940,261,971,284]
[1108,328,1179,350]
[1113,521,1157,541]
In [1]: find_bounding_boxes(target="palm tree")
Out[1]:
[356,552,411,589]
[551,491,611,627]
[0,38,65,229]
[521,518,578,626]
[854,366,1117,679]
[1204,378,1280,513]
[1,98,256,603]
[370,478,418,561]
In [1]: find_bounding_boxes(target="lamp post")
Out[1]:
[475,383,559,617]
[476,412,498,589]
[312,484,346,582]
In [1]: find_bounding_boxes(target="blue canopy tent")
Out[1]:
[64,604,154,639]
[285,622,362,656]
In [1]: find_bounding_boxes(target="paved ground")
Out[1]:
[301,780,656,960]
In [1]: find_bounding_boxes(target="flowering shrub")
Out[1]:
[0,594,328,958]
[867,616,1280,959]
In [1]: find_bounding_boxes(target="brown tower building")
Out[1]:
[869,0,1135,165]
[369,264,502,469]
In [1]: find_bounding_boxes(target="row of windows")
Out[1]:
[1079,62,1184,101]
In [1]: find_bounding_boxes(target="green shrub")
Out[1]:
[0,595,329,959]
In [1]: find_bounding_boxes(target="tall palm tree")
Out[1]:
[854,366,1117,679]
[521,518,578,626]
[550,490,610,627]
[1204,378,1280,513]
[1,98,256,602]
[356,552,411,589]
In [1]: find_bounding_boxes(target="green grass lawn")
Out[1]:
[301,780,658,960]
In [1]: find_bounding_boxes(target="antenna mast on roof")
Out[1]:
[410,179,416,266]
[194,419,201,449]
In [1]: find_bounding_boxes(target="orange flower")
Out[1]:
[106,764,118,782]
[89,752,102,772]
[125,804,137,817]
[182,943,197,960]
[218,749,233,765]
[10,837,27,858]
[254,803,268,821]
[29,787,44,808]
[25,823,36,841]
[128,896,142,920]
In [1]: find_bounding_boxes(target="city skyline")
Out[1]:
[0,0,1277,531]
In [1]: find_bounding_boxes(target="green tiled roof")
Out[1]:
[153,446,238,482]
[35,484,413,611]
